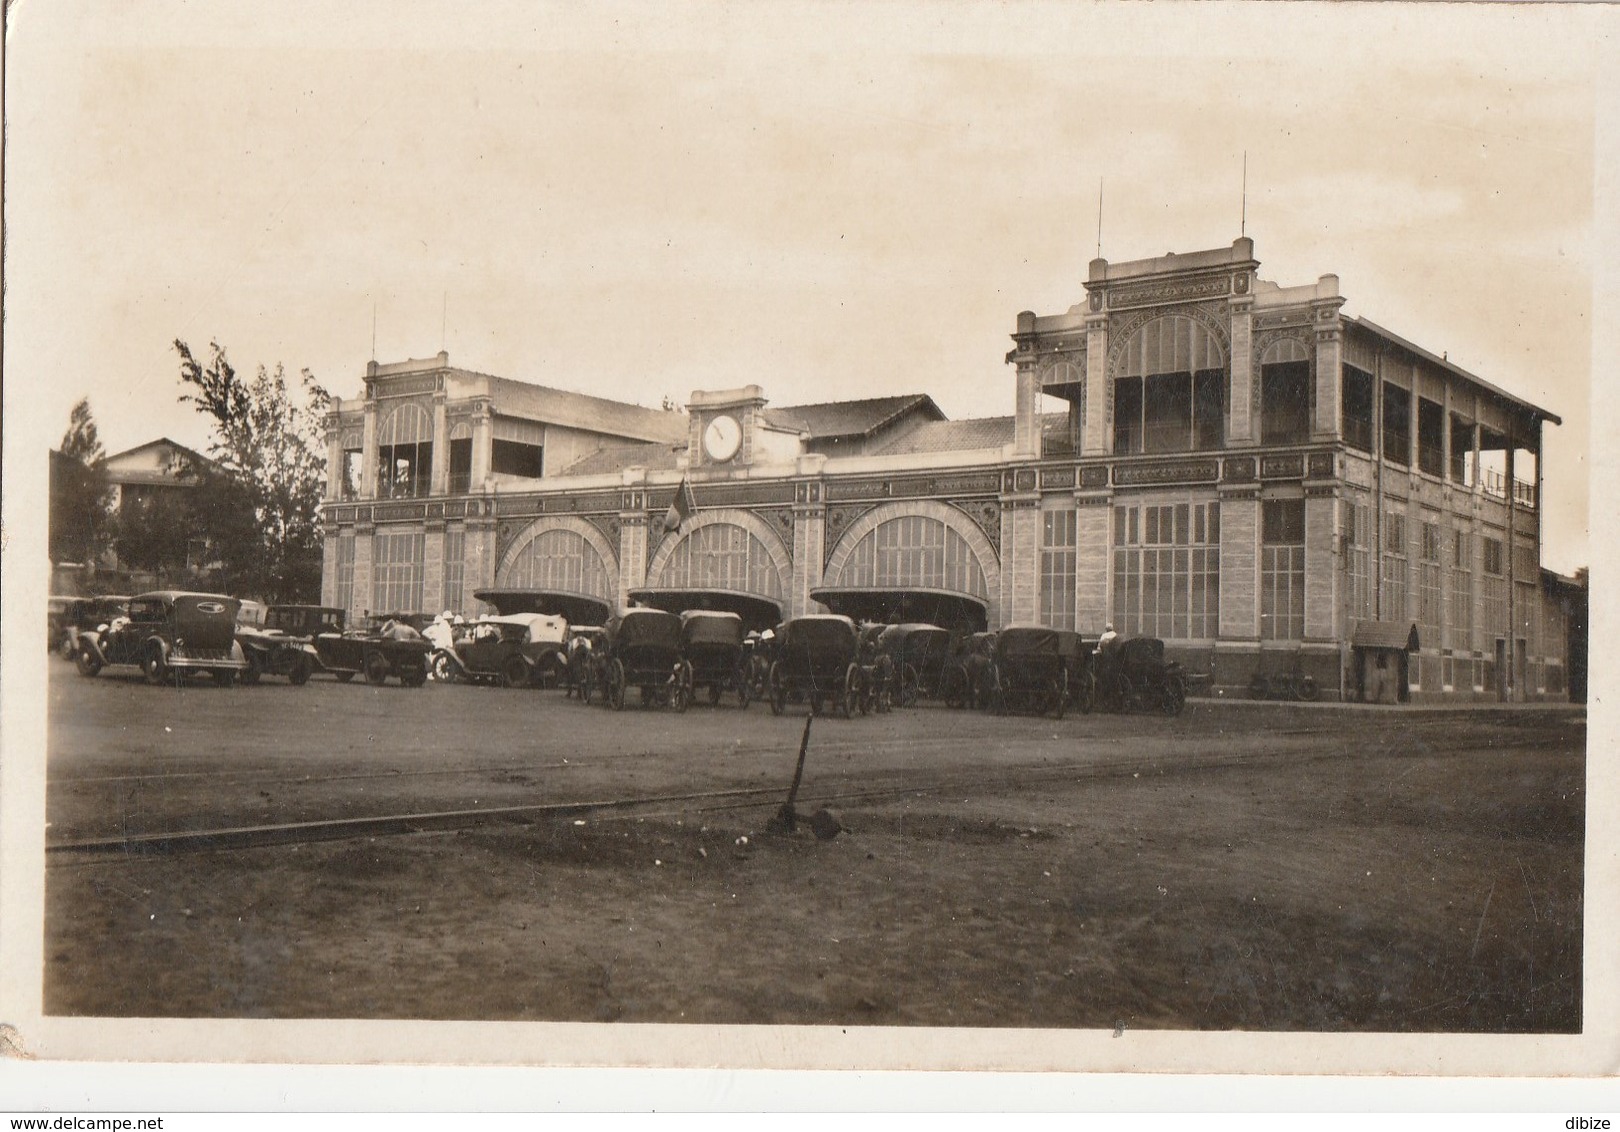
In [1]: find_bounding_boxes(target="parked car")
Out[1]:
[75,590,249,686]
[234,604,342,685]
[56,594,130,660]
[310,612,431,687]
[874,623,954,707]
[985,625,1073,719]
[431,613,568,687]
[48,596,74,654]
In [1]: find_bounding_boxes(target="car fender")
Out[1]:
[146,635,171,659]
[80,631,110,665]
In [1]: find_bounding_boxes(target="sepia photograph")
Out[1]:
[2,0,1616,1100]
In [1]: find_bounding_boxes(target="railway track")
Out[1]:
[45,737,1390,858]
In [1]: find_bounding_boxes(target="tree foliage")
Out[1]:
[174,340,331,602]
[49,399,114,565]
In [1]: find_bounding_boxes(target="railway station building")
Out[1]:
[320,238,1574,702]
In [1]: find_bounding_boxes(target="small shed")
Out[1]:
[1350,620,1419,703]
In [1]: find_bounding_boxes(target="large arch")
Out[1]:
[1108,310,1230,380]
[495,516,619,602]
[645,507,792,601]
[822,500,1001,623]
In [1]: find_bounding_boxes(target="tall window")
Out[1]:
[1382,512,1407,621]
[1449,528,1473,651]
[1417,399,1445,478]
[660,523,783,598]
[1111,501,1220,639]
[448,422,473,494]
[832,516,988,598]
[340,430,363,500]
[1419,520,1443,641]
[501,528,614,601]
[1261,499,1305,640]
[491,416,544,479]
[1345,498,1371,623]
[1382,383,1411,466]
[1040,508,1077,630]
[372,529,425,613]
[1342,365,1375,453]
[376,403,432,499]
[334,533,356,614]
[1261,361,1312,445]
[1112,315,1226,455]
[1482,535,1507,638]
[1449,415,1474,484]
[442,529,466,615]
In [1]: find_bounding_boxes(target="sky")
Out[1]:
[3,0,1604,572]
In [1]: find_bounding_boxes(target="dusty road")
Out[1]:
[45,664,1585,1030]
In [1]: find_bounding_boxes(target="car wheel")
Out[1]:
[142,645,169,687]
[1052,673,1068,721]
[843,664,860,719]
[1075,672,1096,715]
[501,654,530,689]
[364,651,391,686]
[288,653,313,686]
[672,664,692,714]
[401,664,429,688]
[75,648,102,678]
[1162,677,1187,716]
[1295,675,1319,702]
[240,653,263,686]
[580,671,595,706]
[335,670,356,683]
[430,652,455,683]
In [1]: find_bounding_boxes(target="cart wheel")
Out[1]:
[335,670,356,683]
[1075,670,1095,714]
[899,664,920,708]
[142,644,170,687]
[364,650,391,686]
[1052,672,1068,720]
[768,662,785,716]
[736,669,751,709]
[673,669,692,714]
[1295,675,1319,702]
[1162,676,1187,716]
[288,653,313,686]
[580,670,594,705]
[75,648,102,678]
[986,662,1004,715]
[608,659,626,710]
[844,664,861,719]
[1249,674,1271,700]
[501,654,530,688]
[240,653,262,686]
[708,682,723,707]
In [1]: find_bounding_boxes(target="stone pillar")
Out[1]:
[1304,492,1336,640]
[1218,492,1259,639]
[1314,323,1342,441]
[1228,303,1254,445]
[360,401,379,500]
[1075,494,1111,634]
[320,529,339,606]
[790,459,827,618]
[1012,358,1041,459]
[429,399,449,496]
[470,400,493,492]
[421,523,445,614]
[999,468,1041,625]
[324,414,344,502]
[464,507,498,614]
[352,525,375,618]
[1082,316,1110,457]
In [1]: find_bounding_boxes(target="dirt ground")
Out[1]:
[44,680,1584,1031]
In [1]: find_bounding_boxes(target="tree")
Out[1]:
[49,399,113,565]
[174,340,331,602]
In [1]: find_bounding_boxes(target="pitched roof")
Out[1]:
[767,394,945,439]
[481,374,689,445]
[559,441,684,477]
[870,413,1069,457]
[1350,318,1561,427]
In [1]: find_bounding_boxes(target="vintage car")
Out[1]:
[985,625,1074,719]
[75,590,249,686]
[431,613,569,687]
[55,594,130,660]
[1093,636,1188,716]
[235,605,346,685]
[310,612,431,687]
[767,614,864,718]
[680,610,751,708]
[875,623,955,707]
[597,608,691,712]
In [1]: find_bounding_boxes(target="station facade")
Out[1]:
[321,239,1573,702]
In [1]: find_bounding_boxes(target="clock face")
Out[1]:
[703,414,743,463]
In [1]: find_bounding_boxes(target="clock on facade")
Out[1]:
[702,414,743,463]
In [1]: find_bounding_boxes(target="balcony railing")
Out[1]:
[1480,468,1536,508]
[377,474,432,500]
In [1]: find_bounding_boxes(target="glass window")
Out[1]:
[372,530,425,613]
[1040,508,1077,630]
[1342,365,1375,453]
[448,438,473,494]
[1382,383,1411,466]
[1113,378,1143,455]
[1449,415,1474,484]
[1418,398,1445,478]
[334,533,356,615]
[491,440,543,479]
[376,403,433,499]
[1261,500,1306,641]
[832,516,987,598]
[660,523,783,598]
[1111,502,1220,639]
[442,529,466,615]
[502,528,614,601]
[1261,361,1311,445]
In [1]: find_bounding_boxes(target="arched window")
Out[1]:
[377,402,433,498]
[658,524,783,598]
[1113,316,1226,455]
[499,528,613,601]
[1260,338,1312,446]
[830,515,987,597]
